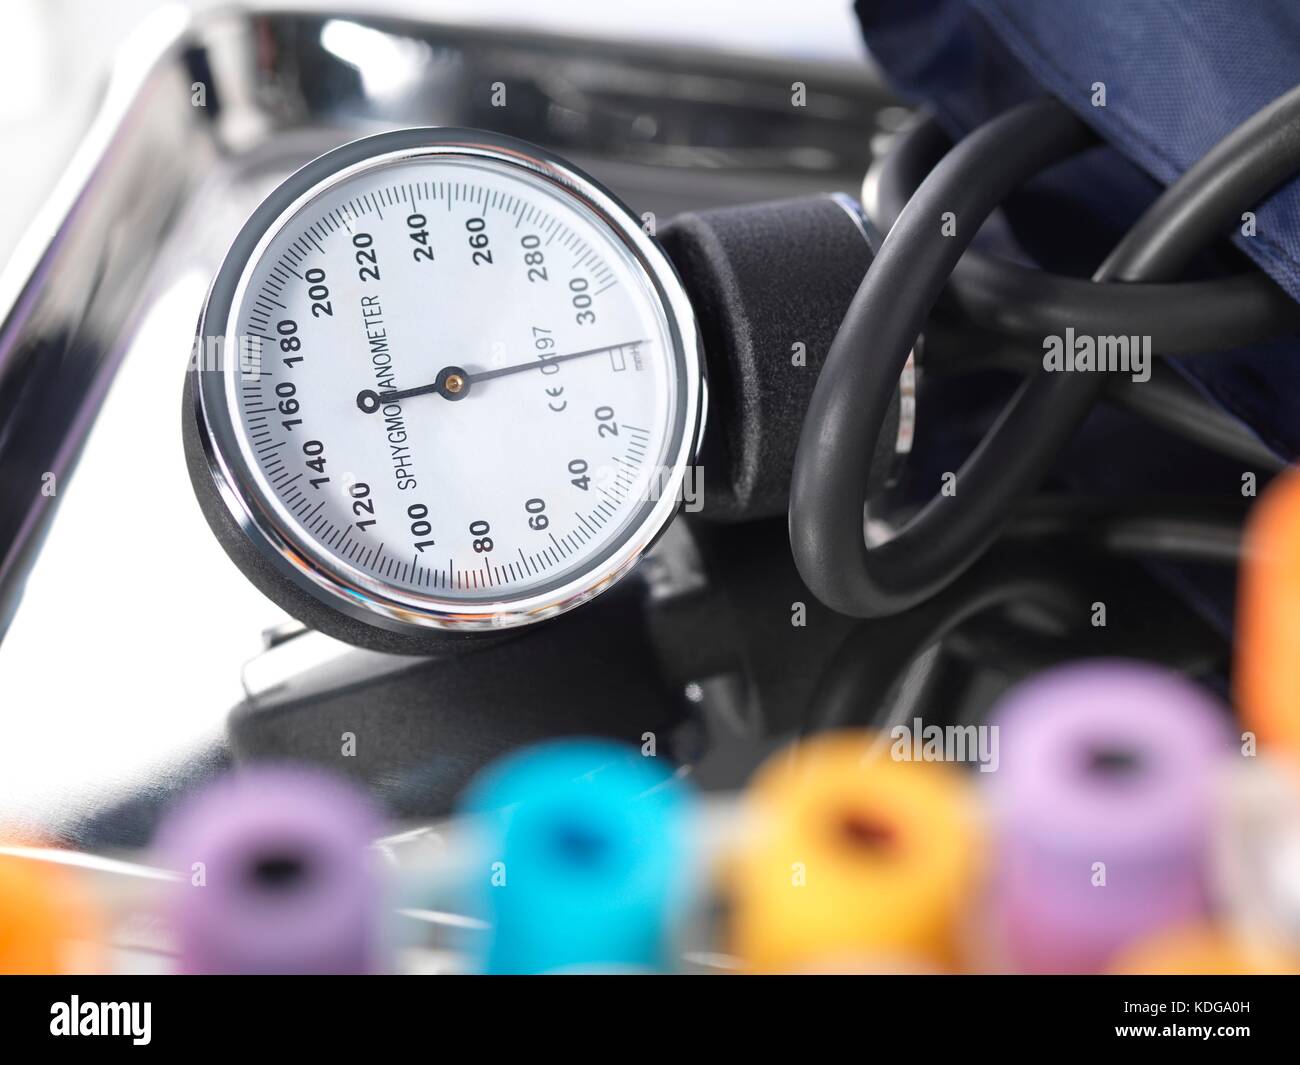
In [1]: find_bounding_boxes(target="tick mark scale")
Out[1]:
[185,128,705,649]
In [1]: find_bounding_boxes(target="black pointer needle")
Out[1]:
[467,339,651,386]
[356,339,649,412]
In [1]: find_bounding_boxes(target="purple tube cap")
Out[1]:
[984,660,1233,854]
[152,765,384,974]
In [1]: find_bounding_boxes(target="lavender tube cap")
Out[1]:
[154,766,384,974]
[983,660,1232,973]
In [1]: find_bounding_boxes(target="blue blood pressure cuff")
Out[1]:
[855,0,1300,461]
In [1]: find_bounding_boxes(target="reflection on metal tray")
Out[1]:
[0,5,895,843]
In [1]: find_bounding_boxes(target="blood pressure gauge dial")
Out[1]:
[185,128,705,651]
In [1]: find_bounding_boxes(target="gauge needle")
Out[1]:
[356,339,649,413]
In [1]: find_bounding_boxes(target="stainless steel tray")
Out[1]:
[0,4,890,843]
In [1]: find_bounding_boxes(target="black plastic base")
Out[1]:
[661,194,900,521]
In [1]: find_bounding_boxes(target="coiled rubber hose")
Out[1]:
[790,89,1300,618]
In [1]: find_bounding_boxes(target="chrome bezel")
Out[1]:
[192,128,705,635]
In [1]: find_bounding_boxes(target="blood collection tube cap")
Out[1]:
[0,846,103,974]
[984,660,1231,973]
[728,730,980,972]
[153,766,384,974]
[459,738,694,975]
[1110,923,1300,974]
[1238,467,1300,756]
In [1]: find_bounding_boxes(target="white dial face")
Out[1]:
[211,143,696,626]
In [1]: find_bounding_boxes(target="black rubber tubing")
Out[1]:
[918,315,1286,472]
[790,89,1300,618]
[882,114,1290,470]
[871,113,1300,353]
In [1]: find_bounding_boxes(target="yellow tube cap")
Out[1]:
[728,731,981,972]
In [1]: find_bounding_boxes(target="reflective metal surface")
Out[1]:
[0,4,886,629]
[0,5,891,841]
